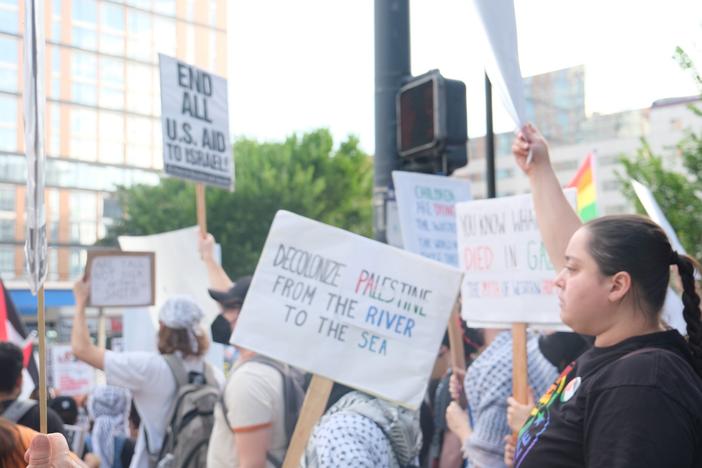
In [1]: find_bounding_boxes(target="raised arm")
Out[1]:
[71,279,105,370]
[199,233,234,291]
[512,124,582,271]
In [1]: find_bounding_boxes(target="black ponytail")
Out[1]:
[673,253,702,378]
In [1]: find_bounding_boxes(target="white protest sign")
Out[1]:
[456,190,576,325]
[392,171,471,267]
[118,227,225,370]
[231,211,463,409]
[51,345,95,396]
[159,54,233,190]
[469,0,527,127]
[87,252,155,307]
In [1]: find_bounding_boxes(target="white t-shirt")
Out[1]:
[104,350,224,468]
[207,360,286,468]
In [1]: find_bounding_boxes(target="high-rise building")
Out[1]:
[0,0,228,285]
[458,66,701,216]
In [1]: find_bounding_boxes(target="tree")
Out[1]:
[104,129,373,278]
[618,46,702,261]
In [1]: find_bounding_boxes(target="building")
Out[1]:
[0,0,227,285]
[458,66,702,216]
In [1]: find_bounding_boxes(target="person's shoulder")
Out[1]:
[593,348,702,405]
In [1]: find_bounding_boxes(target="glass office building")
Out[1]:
[0,0,227,282]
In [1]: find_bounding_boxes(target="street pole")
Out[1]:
[485,73,496,199]
[373,0,410,242]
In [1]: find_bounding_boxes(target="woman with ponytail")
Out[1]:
[506,124,702,468]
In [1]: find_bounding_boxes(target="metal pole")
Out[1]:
[485,73,496,199]
[374,0,411,242]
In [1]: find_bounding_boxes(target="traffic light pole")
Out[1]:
[485,73,496,199]
[373,0,410,242]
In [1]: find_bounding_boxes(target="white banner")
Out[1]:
[231,211,463,409]
[392,171,471,267]
[51,345,94,396]
[469,0,527,127]
[456,190,576,325]
[159,54,233,190]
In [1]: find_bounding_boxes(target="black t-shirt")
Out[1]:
[0,399,66,435]
[515,330,702,468]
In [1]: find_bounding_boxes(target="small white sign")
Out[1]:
[51,345,95,396]
[455,190,576,325]
[88,253,154,307]
[231,211,463,409]
[159,54,233,190]
[392,171,471,267]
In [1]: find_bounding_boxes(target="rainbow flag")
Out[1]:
[568,153,598,222]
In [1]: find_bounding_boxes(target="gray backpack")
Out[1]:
[148,355,219,468]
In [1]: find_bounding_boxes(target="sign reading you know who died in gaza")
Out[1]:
[159,54,233,190]
[456,190,576,326]
[231,211,463,409]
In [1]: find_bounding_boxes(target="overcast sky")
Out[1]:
[227,0,702,153]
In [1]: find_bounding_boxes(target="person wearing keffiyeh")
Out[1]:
[87,385,131,468]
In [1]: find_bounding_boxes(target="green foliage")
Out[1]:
[618,46,702,261]
[104,129,373,278]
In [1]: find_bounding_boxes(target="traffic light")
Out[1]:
[396,69,467,174]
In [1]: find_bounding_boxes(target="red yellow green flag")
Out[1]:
[568,153,598,222]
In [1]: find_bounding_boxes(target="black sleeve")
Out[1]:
[121,438,136,467]
[585,386,696,467]
[46,408,66,435]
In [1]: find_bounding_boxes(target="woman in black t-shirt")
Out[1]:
[507,124,702,468]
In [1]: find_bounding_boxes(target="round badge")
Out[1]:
[561,376,581,402]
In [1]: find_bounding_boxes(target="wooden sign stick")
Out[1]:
[282,374,334,468]
[447,298,466,372]
[511,322,529,405]
[195,183,207,235]
[37,285,47,433]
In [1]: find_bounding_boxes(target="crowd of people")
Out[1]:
[2,124,702,467]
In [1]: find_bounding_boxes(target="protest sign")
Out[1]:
[455,190,576,326]
[119,227,225,369]
[158,54,233,191]
[51,345,94,396]
[86,251,155,307]
[392,171,471,267]
[231,211,463,410]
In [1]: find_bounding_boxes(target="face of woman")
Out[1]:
[554,228,618,336]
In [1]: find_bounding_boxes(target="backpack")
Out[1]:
[221,355,308,468]
[1,399,37,423]
[148,354,219,468]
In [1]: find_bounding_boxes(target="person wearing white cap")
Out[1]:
[71,279,223,468]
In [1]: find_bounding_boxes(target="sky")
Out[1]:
[227,0,702,154]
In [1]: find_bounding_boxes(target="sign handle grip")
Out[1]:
[282,374,333,468]
[38,285,47,433]
[195,183,207,235]
[447,299,466,372]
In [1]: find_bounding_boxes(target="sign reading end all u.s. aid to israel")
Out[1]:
[455,189,576,327]
[230,211,463,409]
[158,54,233,191]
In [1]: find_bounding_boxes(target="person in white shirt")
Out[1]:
[71,280,223,468]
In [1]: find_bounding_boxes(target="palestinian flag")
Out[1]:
[568,153,598,222]
[0,279,39,391]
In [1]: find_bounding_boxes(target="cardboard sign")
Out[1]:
[231,211,463,409]
[86,251,155,307]
[51,345,95,396]
[455,190,576,325]
[392,171,471,266]
[158,54,233,190]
